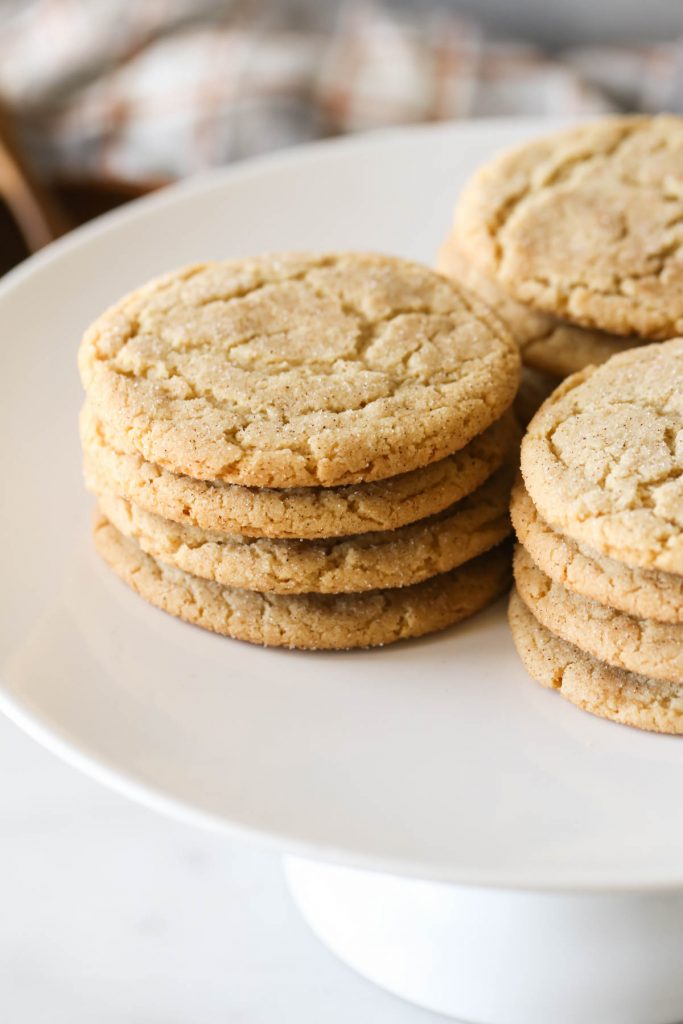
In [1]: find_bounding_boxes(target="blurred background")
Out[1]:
[1,0,683,274]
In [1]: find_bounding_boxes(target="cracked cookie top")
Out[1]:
[78,252,519,488]
[436,233,644,377]
[453,115,683,339]
[521,339,683,573]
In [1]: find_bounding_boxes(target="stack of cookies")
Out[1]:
[510,340,683,734]
[78,252,521,650]
[437,114,683,421]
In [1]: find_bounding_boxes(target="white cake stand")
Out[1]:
[1,119,683,1024]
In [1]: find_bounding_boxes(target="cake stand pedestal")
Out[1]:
[286,856,683,1024]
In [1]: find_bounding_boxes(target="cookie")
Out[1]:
[96,461,513,594]
[511,477,683,624]
[79,252,520,488]
[453,115,683,338]
[521,341,683,573]
[94,514,511,650]
[514,544,683,684]
[81,402,517,539]
[509,589,683,734]
[436,234,644,377]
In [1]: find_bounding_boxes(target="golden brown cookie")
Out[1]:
[81,402,517,539]
[96,462,513,594]
[511,477,683,624]
[509,589,683,734]
[79,252,519,488]
[94,514,511,650]
[521,341,683,573]
[514,544,683,684]
[453,115,683,338]
[436,234,643,377]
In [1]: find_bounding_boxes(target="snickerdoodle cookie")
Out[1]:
[82,402,517,538]
[437,234,642,378]
[511,477,683,624]
[95,514,511,650]
[453,115,683,338]
[79,252,519,488]
[509,589,683,734]
[514,545,683,685]
[97,462,512,594]
[521,340,683,574]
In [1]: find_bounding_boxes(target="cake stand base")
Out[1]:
[285,856,683,1024]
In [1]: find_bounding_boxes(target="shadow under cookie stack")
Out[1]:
[438,114,683,733]
[78,252,520,650]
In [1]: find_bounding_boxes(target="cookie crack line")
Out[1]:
[489,121,645,269]
[453,116,683,337]
[115,292,452,369]
[127,348,507,429]
[519,341,683,572]
[108,310,495,401]
[103,257,467,370]
[81,253,519,487]
[545,396,683,515]
[91,257,338,363]
[174,258,338,311]
[437,232,645,381]
[521,229,683,308]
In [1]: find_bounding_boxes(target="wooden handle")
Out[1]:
[0,103,71,252]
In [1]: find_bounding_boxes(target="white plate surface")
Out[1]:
[1,118,682,891]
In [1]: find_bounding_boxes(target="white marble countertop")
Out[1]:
[0,714,444,1022]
